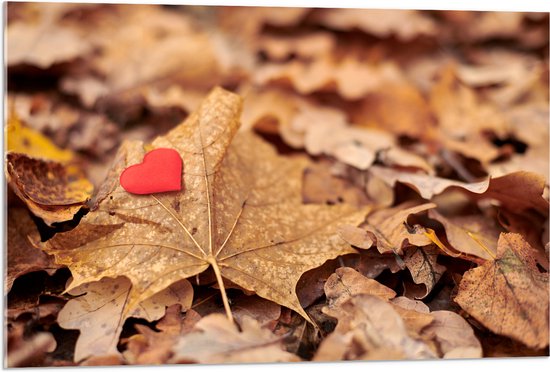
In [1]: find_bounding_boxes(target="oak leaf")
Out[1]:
[58,276,193,362]
[43,88,365,324]
[454,233,549,349]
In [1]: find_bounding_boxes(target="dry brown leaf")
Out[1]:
[57,4,224,108]
[169,314,300,364]
[7,331,57,368]
[254,57,403,100]
[324,267,396,310]
[357,249,403,279]
[403,246,446,299]
[365,201,436,255]
[6,209,59,292]
[390,296,434,339]
[477,171,548,215]
[7,153,93,225]
[338,224,374,250]
[311,9,436,41]
[7,3,93,68]
[369,166,549,215]
[258,32,336,62]
[369,166,490,201]
[58,276,193,362]
[428,209,502,260]
[351,81,438,141]
[454,233,549,349]
[123,306,201,365]
[321,294,436,360]
[302,115,395,170]
[430,65,509,164]
[302,161,370,208]
[43,88,365,324]
[422,310,483,359]
[378,147,434,175]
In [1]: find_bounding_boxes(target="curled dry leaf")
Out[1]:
[7,2,93,68]
[258,32,336,62]
[428,209,501,260]
[6,209,59,292]
[302,161,370,208]
[43,88,366,325]
[369,165,490,201]
[454,233,549,349]
[350,81,438,141]
[338,224,374,250]
[7,331,57,368]
[370,166,548,215]
[364,201,436,255]
[169,314,300,364]
[6,153,93,225]
[403,245,446,299]
[254,57,403,100]
[390,296,435,340]
[123,306,201,365]
[422,310,483,359]
[59,4,224,108]
[302,114,395,170]
[310,8,437,41]
[58,276,193,362]
[320,294,436,360]
[324,267,396,310]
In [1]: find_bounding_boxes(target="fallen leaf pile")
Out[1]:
[5,3,549,367]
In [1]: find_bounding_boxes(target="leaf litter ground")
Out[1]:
[5,3,549,367]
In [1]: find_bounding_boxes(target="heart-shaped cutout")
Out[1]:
[120,148,182,195]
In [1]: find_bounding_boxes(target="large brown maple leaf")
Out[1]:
[42,87,365,321]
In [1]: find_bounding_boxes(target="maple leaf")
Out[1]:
[43,87,365,323]
[454,233,549,349]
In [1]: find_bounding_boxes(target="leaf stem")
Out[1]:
[209,257,234,323]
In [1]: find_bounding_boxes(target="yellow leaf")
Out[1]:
[6,112,73,162]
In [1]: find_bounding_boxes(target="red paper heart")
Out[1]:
[120,148,182,195]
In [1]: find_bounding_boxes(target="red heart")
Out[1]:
[120,148,182,195]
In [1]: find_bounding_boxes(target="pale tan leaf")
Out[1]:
[58,276,193,362]
[324,267,396,310]
[311,9,436,41]
[170,314,300,364]
[322,294,436,360]
[422,310,482,359]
